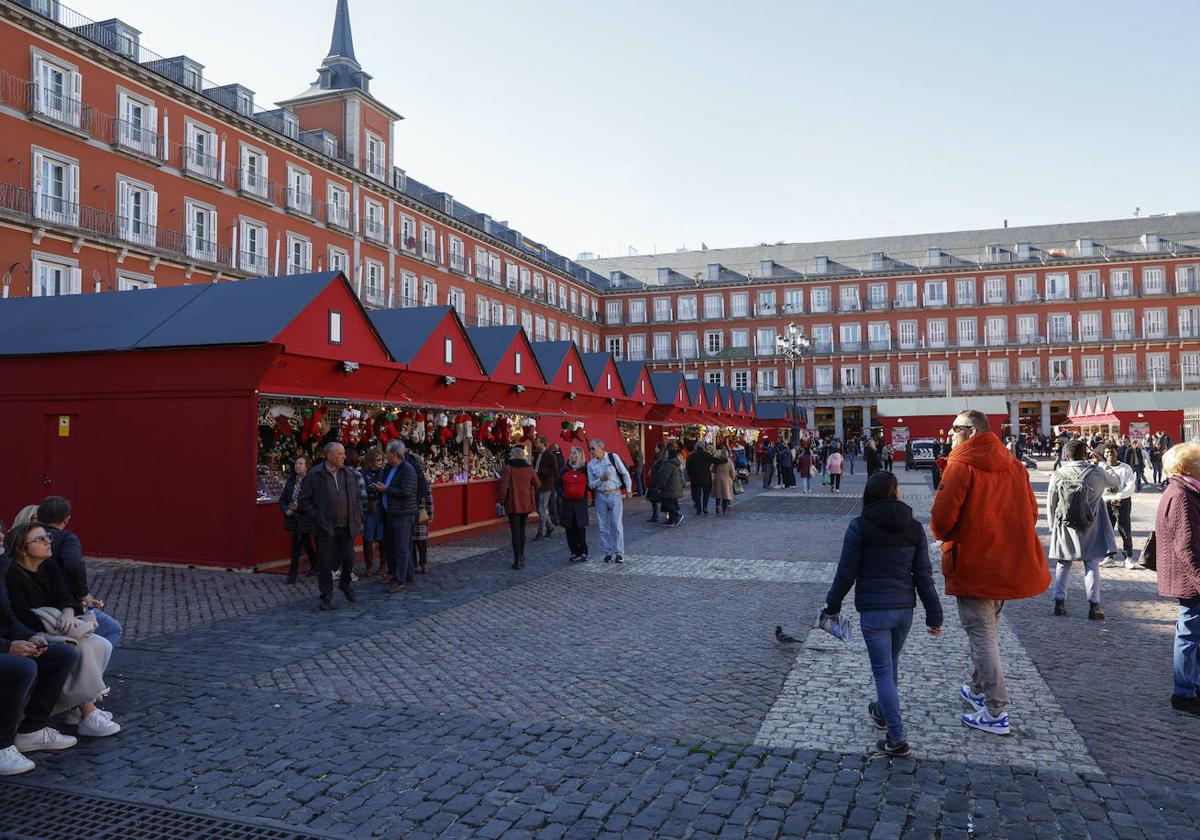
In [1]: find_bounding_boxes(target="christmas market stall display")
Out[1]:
[875,396,1008,463]
[532,342,632,465]
[0,272,402,568]
[1066,392,1190,441]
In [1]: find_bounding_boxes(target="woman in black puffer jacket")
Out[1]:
[821,471,943,757]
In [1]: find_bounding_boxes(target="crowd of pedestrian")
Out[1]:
[1,496,122,776]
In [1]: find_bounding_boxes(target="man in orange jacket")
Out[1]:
[931,409,1049,736]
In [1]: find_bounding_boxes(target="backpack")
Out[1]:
[1054,466,1098,531]
[608,452,629,493]
[561,469,588,501]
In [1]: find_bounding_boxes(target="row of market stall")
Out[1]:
[0,272,777,568]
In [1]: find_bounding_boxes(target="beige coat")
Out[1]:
[711,459,736,501]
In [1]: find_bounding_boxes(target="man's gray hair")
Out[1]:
[385,439,407,456]
[957,409,990,432]
[591,438,605,450]
[323,441,344,456]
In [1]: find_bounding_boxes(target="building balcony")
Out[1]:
[363,285,386,307]
[365,160,386,181]
[364,220,387,244]
[112,117,159,159]
[28,81,87,133]
[866,299,891,311]
[450,255,466,273]
[182,146,224,184]
[237,170,273,203]
[239,251,269,275]
[285,189,313,217]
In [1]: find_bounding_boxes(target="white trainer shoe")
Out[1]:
[78,710,121,738]
[0,745,36,774]
[14,727,77,753]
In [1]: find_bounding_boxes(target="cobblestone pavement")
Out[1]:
[4,464,1200,839]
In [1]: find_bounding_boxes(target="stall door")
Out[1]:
[42,413,79,503]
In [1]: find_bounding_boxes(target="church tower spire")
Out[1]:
[326,0,357,64]
[315,0,370,93]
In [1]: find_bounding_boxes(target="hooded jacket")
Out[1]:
[825,499,943,625]
[930,431,1049,600]
[650,454,686,500]
[1046,460,1119,562]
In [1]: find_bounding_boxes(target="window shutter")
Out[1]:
[68,267,82,295]
[303,241,312,270]
[68,164,79,218]
[117,180,130,236]
[147,190,158,234]
[32,151,43,198]
[70,70,82,111]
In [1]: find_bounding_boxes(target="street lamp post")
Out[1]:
[776,322,810,444]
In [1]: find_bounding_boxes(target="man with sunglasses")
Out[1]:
[931,410,1049,737]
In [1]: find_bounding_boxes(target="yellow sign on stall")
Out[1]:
[58,416,71,437]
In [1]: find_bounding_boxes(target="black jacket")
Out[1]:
[47,525,87,606]
[686,448,724,486]
[650,456,685,500]
[864,448,883,473]
[379,458,419,519]
[0,555,37,653]
[297,462,365,538]
[824,499,943,626]
[5,558,76,632]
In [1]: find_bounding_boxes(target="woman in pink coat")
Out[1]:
[825,447,845,494]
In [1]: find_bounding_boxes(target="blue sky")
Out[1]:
[85,0,1200,259]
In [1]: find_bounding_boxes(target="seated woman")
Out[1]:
[0,520,80,774]
[36,496,122,647]
[4,523,120,738]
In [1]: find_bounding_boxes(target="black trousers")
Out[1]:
[315,527,355,599]
[288,530,316,577]
[761,462,775,489]
[662,498,681,523]
[1108,499,1133,555]
[565,523,588,557]
[829,473,842,491]
[691,483,711,513]
[384,516,414,584]
[0,644,78,748]
[509,513,529,565]
[413,539,428,570]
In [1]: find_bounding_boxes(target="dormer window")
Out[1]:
[515,352,522,375]
[328,310,343,344]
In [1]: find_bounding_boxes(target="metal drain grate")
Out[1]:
[0,782,338,840]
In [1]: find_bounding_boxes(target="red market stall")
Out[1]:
[875,396,1008,461]
[1067,392,1191,441]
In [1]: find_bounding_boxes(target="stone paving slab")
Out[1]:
[573,554,838,583]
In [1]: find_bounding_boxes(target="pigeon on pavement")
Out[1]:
[775,625,799,644]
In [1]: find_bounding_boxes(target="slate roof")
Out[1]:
[614,360,649,398]
[580,352,616,391]
[466,326,522,376]
[649,371,685,405]
[0,272,342,357]
[756,402,788,420]
[684,379,704,407]
[530,341,576,384]
[703,382,721,410]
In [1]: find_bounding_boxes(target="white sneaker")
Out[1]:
[0,745,35,775]
[14,727,77,753]
[78,710,121,738]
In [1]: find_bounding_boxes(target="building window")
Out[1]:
[569,289,579,315]
[605,300,623,325]
[923,280,947,307]
[1179,306,1200,339]
[450,238,465,272]
[653,333,671,360]
[705,331,723,355]
[32,149,79,227]
[653,298,672,322]
[958,361,979,391]
[31,254,80,296]
[185,201,218,262]
[984,276,1006,304]
[757,290,776,315]
[678,295,697,321]
[1082,356,1103,385]
[399,272,417,307]
[731,329,749,349]
[1143,308,1167,340]
[33,51,82,128]
[559,322,569,340]
[422,278,438,307]
[364,199,386,243]
[535,315,547,340]
[1137,266,1165,294]
[184,121,220,181]
[1015,274,1038,302]
[1019,358,1040,386]
[449,287,466,318]
[422,224,438,261]
[955,278,976,306]
[1109,269,1133,297]
[956,317,977,347]
[704,293,725,319]
[365,131,386,179]
[359,260,384,305]
[443,337,454,365]
[327,183,350,228]
[896,321,916,350]
[984,316,1007,346]
[238,218,268,274]
[627,334,646,360]
[730,292,750,317]
[868,322,890,351]
[1175,265,1198,294]
[928,361,949,390]
[988,360,1008,388]
[926,319,947,349]
[1077,270,1100,299]
[476,297,490,327]
[894,282,917,308]
[327,247,348,276]
[116,91,157,157]
[286,166,312,215]
[1017,314,1038,344]
[116,272,154,291]
[1049,358,1072,385]
[624,298,645,323]
[328,310,342,344]
[838,286,860,312]
[865,285,885,311]
[734,369,751,391]
[1114,354,1136,384]
[117,176,157,247]
[606,336,624,358]
[488,253,502,285]
[1045,273,1070,301]
[1078,311,1100,342]
[706,370,724,386]
[285,233,311,274]
[238,145,269,199]
[1048,313,1072,343]
[869,363,889,390]
[757,367,780,395]
[756,327,776,356]
[899,363,919,392]
[840,323,861,352]
[1112,310,1134,341]
[678,333,698,359]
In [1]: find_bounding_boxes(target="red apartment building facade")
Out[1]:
[0,0,606,350]
[589,232,1200,438]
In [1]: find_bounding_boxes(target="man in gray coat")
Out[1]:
[1047,439,1120,620]
[297,442,363,611]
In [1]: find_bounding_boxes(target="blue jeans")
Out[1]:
[847,453,856,474]
[860,608,914,743]
[90,608,123,647]
[594,491,625,555]
[1175,598,1200,699]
